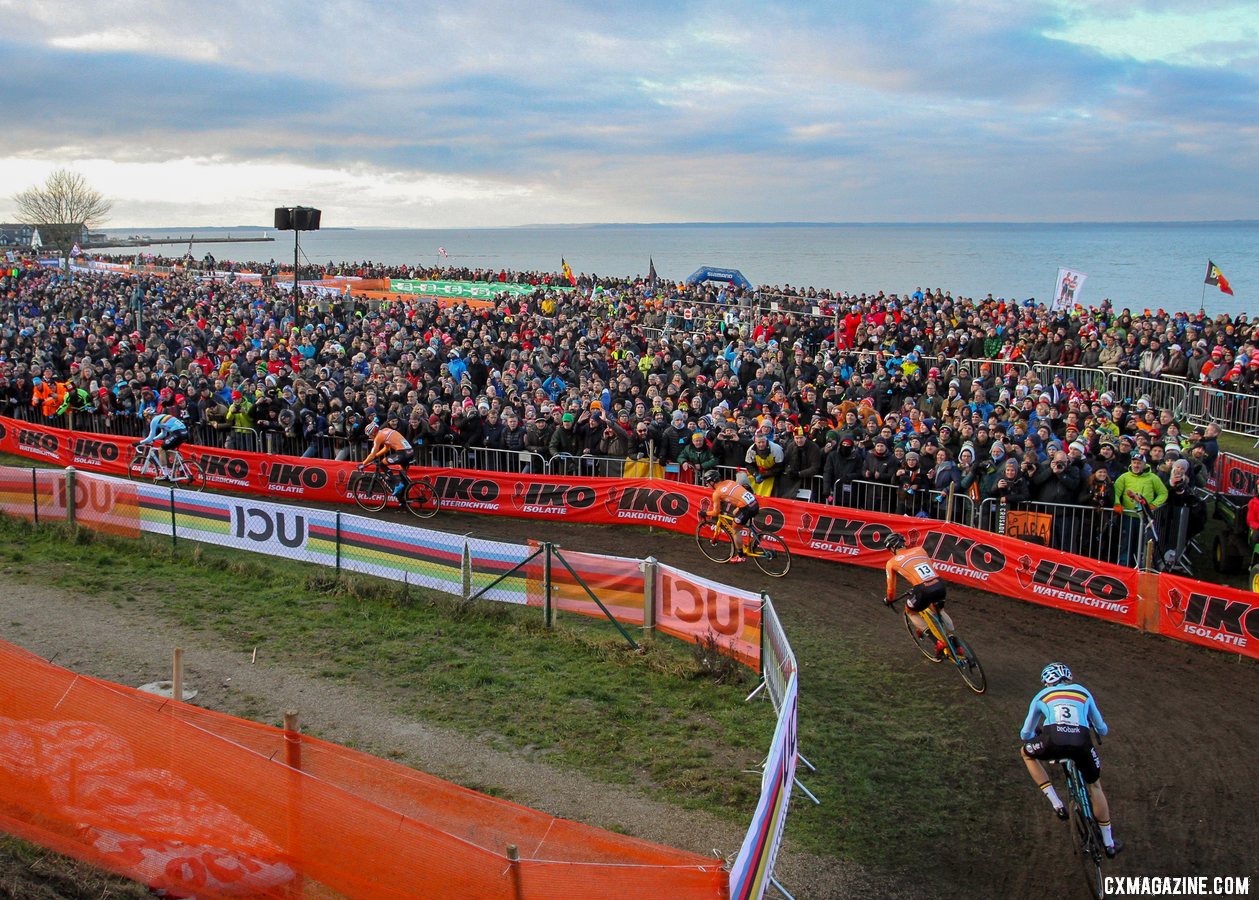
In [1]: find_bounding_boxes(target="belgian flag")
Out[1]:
[561,258,577,287]
[1205,260,1234,296]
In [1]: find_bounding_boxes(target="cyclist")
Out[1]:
[1019,662,1122,858]
[706,472,760,564]
[883,532,955,660]
[136,409,189,474]
[358,418,415,498]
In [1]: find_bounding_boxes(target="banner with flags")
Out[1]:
[1052,267,1086,312]
[561,258,577,286]
[1205,260,1234,296]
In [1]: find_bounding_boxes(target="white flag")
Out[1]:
[30,229,42,250]
[438,247,449,259]
[71,243,83,257]
[1053,268,1086,312]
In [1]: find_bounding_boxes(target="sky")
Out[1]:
[0,0,1256,228]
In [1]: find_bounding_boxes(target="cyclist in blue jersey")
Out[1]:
[1020,662,1122,857]
[137,409,189,474]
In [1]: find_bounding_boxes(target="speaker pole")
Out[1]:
[293,227,300,329]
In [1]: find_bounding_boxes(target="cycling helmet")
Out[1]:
[364,421,379,438]
[883,533,906,552]
[1041,662,1072,686]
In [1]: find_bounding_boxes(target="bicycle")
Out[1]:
[1056,744,1108,899]
[889,589,986,693]
[695,509,791,577]
[348,461,440,519]
[128,443,205,491]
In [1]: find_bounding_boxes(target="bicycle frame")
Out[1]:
[134,445,182,480]
[713,512,765,555]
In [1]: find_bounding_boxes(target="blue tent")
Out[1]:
[685,265,753,291]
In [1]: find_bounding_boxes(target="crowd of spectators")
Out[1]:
[0,252,1247,560]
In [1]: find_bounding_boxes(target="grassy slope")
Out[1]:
[0,514,993,877]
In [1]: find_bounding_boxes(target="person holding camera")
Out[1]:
[982,457,1031,508]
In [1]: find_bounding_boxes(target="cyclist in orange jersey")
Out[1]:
[883,533,955,659]
[707,472,760,564]
[358,417,415,497]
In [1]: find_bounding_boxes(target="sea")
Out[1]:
[94,222,1258,318]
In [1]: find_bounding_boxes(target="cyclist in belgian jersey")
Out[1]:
[883,533,955,659]
[359,419,415,497]
[1020,662,1122,858]
[707,472,760,564]
[136,409,189,472]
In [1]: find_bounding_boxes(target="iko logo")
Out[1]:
[72,437,121,464]
[1225,468,1259,495]
[200,454,251,483]
[232,507,306,548]
[261,461,327,493]
[1019,558,1130,607]
[18,429,59,457]
[922,533,1006,575]
[795,513,893,554]
[1171,590,1258,648]
[512,482,596,514]
[603,486,689,521]
[432,475,500,509]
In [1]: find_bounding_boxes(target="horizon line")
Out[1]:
[97,219,1259,231]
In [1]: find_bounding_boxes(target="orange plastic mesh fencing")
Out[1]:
[0,641,728,899]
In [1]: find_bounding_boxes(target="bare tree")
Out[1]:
[12,169,112,268]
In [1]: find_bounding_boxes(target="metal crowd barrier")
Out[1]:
[956,356,1034,378]
[1182,383,1259,438]
[1034,364,1108,394]
[1106,371,1188,417]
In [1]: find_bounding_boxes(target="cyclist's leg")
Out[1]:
[1020,735,1066,815]
[1080,745,1117,850]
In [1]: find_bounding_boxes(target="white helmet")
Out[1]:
[364,421,379,438]
[1041,662,1072,686]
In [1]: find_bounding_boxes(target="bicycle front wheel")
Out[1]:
[948,633,987,694]
[127,455,148,483]
[695,519,735,563]
[404,478,440,519]
[176,459,206,492]
[751,532,791,577]
[904,611,944,663]
[350,472,389,512]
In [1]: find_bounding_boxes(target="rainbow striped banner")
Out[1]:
[326,513,464,597]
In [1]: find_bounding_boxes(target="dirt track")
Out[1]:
[5,500,1257,899]
[452,510,1259,896]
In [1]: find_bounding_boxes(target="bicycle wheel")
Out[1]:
[1068,802,1106,900]
[127,454,149,483]
[695,519,735,562]
[175,458,207,492]
[349,472,389,512]
[947,632,987,694]
[904,611,944,663]
[751,532,791,577]
[404,478,440,519]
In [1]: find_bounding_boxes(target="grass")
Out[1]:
[0,512,996,877]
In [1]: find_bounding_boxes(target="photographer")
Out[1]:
[982,457,1030,507]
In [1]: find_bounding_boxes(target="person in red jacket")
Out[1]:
[1246,495,1259,545]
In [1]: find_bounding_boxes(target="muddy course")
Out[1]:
[3,500,1256,899]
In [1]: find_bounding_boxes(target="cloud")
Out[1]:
[0,0,1254,225]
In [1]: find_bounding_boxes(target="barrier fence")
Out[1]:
[0,465,803,900]
[2,415,1256,659]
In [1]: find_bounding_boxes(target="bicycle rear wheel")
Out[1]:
[1068,802,1106,900]
[947,633,987,694]
[751,532,791,577]
[350,472,389,512]
[404,478,440,519]
[904,611,944,663]
[175,458,206,492]
[695,519,735,562]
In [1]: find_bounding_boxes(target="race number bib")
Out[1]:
[913,563,936,580]
[1052,703,1077,725]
